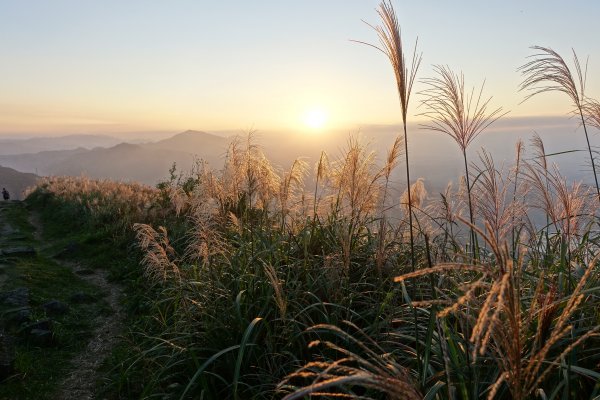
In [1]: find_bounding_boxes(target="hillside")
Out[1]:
[0,166,39,200]
[48,143,198,184]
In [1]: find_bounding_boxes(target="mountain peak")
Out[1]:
[170,130,218,139]
[181,129,207,135]
[150,130,229,153]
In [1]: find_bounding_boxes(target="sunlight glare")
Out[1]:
[303,107,328,130]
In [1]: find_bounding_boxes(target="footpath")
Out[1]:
[0,201,124,400]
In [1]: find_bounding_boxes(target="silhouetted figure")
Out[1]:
[2,188,9,201]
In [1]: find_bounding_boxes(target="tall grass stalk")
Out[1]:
[519,46,600,202]
[511,140,524,258]
[420,65,508,260]
[354,2,423,380]
[355,0,422,272]
[376,136,403,274]
[530,133,552,266]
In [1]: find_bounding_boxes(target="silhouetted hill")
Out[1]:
[46,143,189,184]
[0,166,39,200]
[148,130,229,154]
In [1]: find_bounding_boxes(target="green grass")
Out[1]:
[0,201,112,400]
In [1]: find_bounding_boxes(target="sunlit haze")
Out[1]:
[303,107,329,130]
[1,1,600,138]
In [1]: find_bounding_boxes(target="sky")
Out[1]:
[1,0,600,138]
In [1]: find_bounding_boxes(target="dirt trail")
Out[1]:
[54,264,124,400]
[28,211,125,400]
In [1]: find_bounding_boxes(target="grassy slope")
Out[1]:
[0,201,112,399]
[21,190,155,400]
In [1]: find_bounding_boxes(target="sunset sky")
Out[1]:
[1,1,599,137]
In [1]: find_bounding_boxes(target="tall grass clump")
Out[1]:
[283,216,600,399]
[70,133,416,399]
[25,175,171,236]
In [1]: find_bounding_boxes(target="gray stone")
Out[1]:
[42,300,69,316]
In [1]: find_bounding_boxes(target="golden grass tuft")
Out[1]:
[519,45,600,200]
[280,323,422,400]
[134,223,181,283]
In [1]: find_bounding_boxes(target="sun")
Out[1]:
[303,107,328,130]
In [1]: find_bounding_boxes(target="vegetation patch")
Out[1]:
[0,201,110,399]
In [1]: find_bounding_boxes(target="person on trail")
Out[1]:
[2,188,9,201]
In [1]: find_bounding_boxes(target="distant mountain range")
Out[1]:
[0,131,231,185]
[0,117,597,195]
[0,134,123,155]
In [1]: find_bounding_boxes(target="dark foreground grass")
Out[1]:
[0,201,110,399]
[23,186,178,399]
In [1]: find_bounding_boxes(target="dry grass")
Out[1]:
[524,158,597,241]
[519,46,600,200]
[419,65,508,153]
[395,223,600,399]
[280,323,422,400]
[585,98,600,130]
[29,175,165,223]
[472,150,526,245]
[134,223,181,283]
[419,65,508,259]
[355,1,421,123]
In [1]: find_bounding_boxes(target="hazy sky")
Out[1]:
[1,1,599,137]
